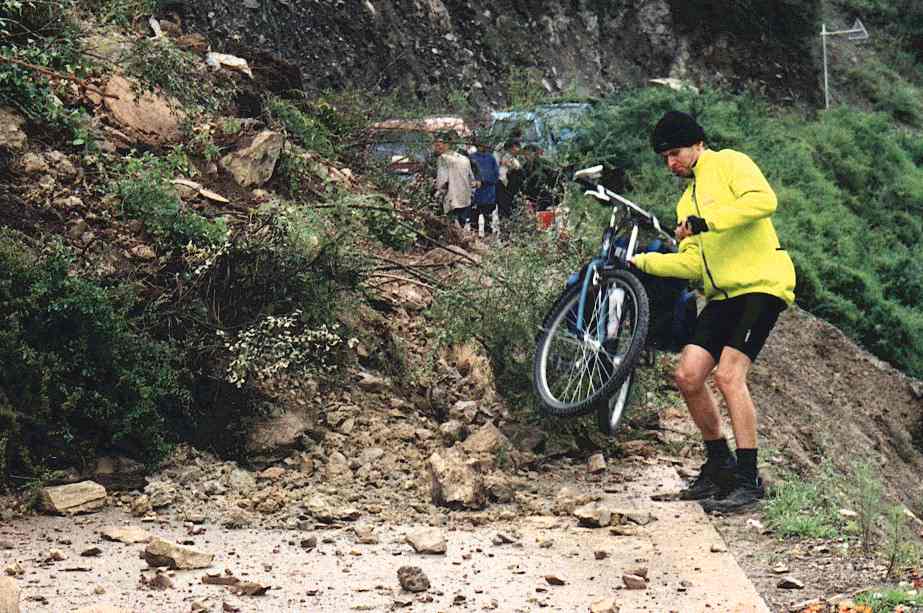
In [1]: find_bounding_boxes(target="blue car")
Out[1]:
[488,102,593,159]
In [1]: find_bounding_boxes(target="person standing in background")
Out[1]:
[469,136,500,237]
[433,132,477,229]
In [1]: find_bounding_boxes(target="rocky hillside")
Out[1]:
[181,0,821,108]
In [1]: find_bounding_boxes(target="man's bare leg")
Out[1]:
[674,344,720,440]
[672,344,736,499]
[712,346,756,449]
[702,345,765,512]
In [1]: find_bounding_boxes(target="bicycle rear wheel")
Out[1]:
[533,269,649,417]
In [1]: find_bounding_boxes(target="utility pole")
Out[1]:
[820,19,870,110]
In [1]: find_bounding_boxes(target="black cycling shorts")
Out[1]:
[690,292,786,363]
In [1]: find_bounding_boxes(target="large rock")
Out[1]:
[303,494,361,523]
[40,481,107,515]
[0,576,19,613]
[219,131,284,187]
[91,456,146,491]
[103,75,184,146]
[427,447,486,509]
[0,107,27,151]
[143,537,214,570]
[461,422,510,456]
[143,481,177,509]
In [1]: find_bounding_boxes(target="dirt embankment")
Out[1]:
[753,307,923,509]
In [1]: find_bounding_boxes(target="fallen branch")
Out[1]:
[0,56,118,99]
[365,272,436,291]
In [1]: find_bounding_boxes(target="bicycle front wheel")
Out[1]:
[596,370,636,436]
[532,269,650,417]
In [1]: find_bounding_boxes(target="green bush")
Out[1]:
[0,231,189,480]
[430,224,584,411]
[116,153,228,252]
[0,0,93,140]
[266,97,336,156]
[126,38,238,114]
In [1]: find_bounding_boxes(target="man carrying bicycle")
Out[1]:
[630,111,796,512]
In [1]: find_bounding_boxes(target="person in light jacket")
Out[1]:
[434,132,476,229]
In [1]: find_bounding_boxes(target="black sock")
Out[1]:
[704,438,732,464]
[736,448,758,481]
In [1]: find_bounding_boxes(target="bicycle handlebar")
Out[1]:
[572,171,676,247]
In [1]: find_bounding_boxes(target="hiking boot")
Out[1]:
[701,474,765,514]
[679,460,736,501]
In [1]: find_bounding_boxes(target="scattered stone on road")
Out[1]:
[353,525,378,544]
[100,526,152,544]
[544,575,566,586]
[406,528,447,554]
[0,576,20,613]
[397,566,430,592]
[143,536,214,570]
[40,481,107,515]
[574,502,612,528]
[589,597,620,613]
[588,453,607,474]
[777,576,804,589]
[622,573,648,590]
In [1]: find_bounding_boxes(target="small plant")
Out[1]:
[126,38,238,114]
[848,460,887,555]
[0,229,190,479]
[763,468,843,538]
[506,66,548,108]
[221,311,347,388]
[883,505,922,578]
[854,587,923,612]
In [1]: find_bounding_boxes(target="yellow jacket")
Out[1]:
[632,148,796,305]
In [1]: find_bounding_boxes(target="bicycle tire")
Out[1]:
[532,269,650,417]
[596,370,636,436]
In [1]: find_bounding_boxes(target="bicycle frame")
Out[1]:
[572,166,674,343]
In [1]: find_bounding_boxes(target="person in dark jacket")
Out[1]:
[469,138,500,237]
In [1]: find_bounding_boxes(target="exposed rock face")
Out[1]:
[219,130,284,188]
[40,481,107,515]
[185,0,819,105]
[103,75,184,146]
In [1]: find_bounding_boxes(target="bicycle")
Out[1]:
[532,164,676,435]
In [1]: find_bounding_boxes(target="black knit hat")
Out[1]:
[651,111,705,153]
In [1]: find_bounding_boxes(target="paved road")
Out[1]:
[0,464,769,613]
